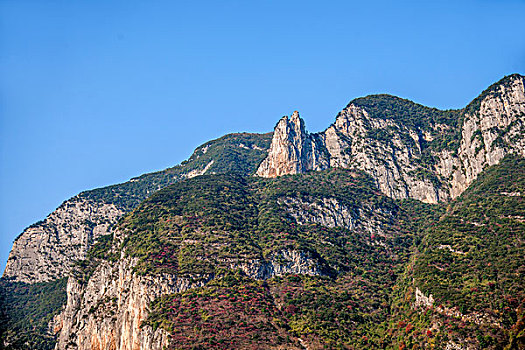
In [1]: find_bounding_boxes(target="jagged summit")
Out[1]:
[256,74,525,203]
[255,111,328,178]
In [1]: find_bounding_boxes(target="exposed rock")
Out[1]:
[414,287,501,328]
[3,198,123,283]
[414,287,434,309]
[256,75,525,203]
[277,196,395,238]
[55,256,201,350]
[441,75,525,197]
[184,160,214,179]
[255,111,329,178]
[279,197,358,231]
[229,249,328,279]
[56,247,328,350]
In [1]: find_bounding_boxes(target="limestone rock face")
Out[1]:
[3,198,123,283]
[437,75,525,198]
[55,247,328,350]
[256,75,525,203]
[55,257,190,350]
[255,111,329,177]
[228,248,329,280]
[256,107,446,203]
[277,195,394,237]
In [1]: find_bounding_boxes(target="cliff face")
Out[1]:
[255,111,328,177]
[55,257,187,350]
[436,75,525,198]
[256,74,525,204]
[3,198,123,284]
[55,249,328,350]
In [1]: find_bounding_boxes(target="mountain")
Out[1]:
[257,74,525,203]
[3,132,272,284]
[1,74,524,350]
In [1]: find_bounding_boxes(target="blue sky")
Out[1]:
[1,0,524,274]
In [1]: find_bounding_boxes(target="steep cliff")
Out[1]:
[3,199,123,284]
[256,74,525,204]
[255,111,328,177]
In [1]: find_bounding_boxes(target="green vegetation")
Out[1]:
[79,132,272,210]
[3,75,524,349]
[145,271,294,349]
[114,168,438,348]
[110,169,410,280]
[138,156,524,349]
[0,278,67,350]
[384,155,525,349]
[350,94,460,131]
[464,73,523,116]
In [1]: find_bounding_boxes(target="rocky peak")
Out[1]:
[439,74,525,198]
[255,111,326,177]
[256,74,525,203]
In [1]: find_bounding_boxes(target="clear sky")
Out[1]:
[1,0,524,274]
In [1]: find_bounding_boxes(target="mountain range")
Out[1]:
[0,73,524,350]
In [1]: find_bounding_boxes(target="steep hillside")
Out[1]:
[0,132,271,349]
[55,155,524,350]
[385,155,525,349]
[3,132,272,284]
[56,169,427,349]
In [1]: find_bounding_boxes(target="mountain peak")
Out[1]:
[256,75,525,203]
[256,111,323,178]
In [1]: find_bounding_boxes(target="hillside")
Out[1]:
[385,155,525,349]
[3,132,272,284]
[56,156,524,349]
[1,74,524,350]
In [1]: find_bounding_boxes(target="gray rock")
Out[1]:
[256,75,525,204]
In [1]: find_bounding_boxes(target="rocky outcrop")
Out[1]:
[279,197,358,230]
[55,247,328,350]
[436,75,525,197]
[55,257,201,350]
[278,196,394,237]
[328,106,447,203]
[257,107,447,203]
[414,287,501,328]
[229,249,329,279]
[3,198,123,283]
[255,111,328,177]
[256,74,525,203]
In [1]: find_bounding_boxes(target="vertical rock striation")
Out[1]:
[55,248,329,350]
[436,74,525,197]
[255,111,329,177]
[3,198,123,283]
[55,258,192,350]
